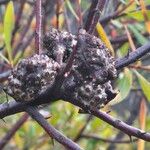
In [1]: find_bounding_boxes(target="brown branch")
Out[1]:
[0,113,29,149]
[26,106,83,150]
[0,41,150,144]
[0,79,62,119]
[66,98,150,142]
[84,0,106,34]
[115,42,150,70]
[84,0,98,31]
[0,42,150,117]
[100,0,134,26]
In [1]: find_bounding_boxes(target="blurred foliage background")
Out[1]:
[0,0,150,149]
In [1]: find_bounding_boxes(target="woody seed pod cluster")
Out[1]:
[5,54,60,101]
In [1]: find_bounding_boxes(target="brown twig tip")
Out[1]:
[26,106,83,150]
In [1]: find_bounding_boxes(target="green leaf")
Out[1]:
[111,20,123,28]
[96,23,114,56]
[111,68,132,105]
[119,0,127,4]
[3,1,15,64]
[0,52,10,64]
[127,10,150,21]
[65,0,79,21]
[13,51,22,65]
[128,25,148,45]
[145,0,150,5]
[134,70,150,101]
[117,43,129,57]
[86,139,98,150]
[117,68,133,100]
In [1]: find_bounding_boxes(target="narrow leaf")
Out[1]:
[112,68,132,104]
[128,25,148,45]
[138,99,147,150]
[118,68,133,100]
[134,70,150,101]
[65,0,79,21]
[96,23,114,56]
[124,25,136,51]
[3,1,15,64]
[139,0,150,34]
[0,52,10,64]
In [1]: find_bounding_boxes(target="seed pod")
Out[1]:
[5,54,60,102]
[74,29,117,82]
[62,29,117,108]
[43,27,77,64]
[74,80,116,109]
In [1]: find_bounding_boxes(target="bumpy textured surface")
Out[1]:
[5,54,60,101]
[43,28,77,64]
[51,28,117,108]
[76,81,116,108]
[5,28,117,108]
[75,29,117,82]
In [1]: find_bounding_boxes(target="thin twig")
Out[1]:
[12,0,26,43]
[115,42,150,70]
[100,0,134,26]
[75,0,82,27]
[81,134,138,143]
[66,98,150,142]
[56,0,62,29]
[13,8,35,55]
[107,97,141,150]
[84,0,98,32]
[74,115,93,142]
[26,106,83,150]
[110,33,149,45]
[129,65,150,71]
[0,113,29,150]
[63,1,70,31]
[35,0,43,54]
[19,32,35,58]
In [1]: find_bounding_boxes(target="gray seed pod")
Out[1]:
[43,28,117,109]
[61,29,117,108]
[75,29,117,83]
[74,80,116,109]
[5,54,60,102]
[43,27,77,63]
